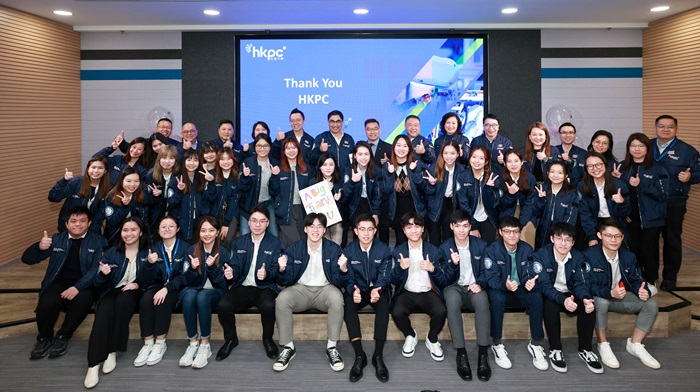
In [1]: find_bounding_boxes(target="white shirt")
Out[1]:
[596,182,611,218]
[473,177,488,222]
[405,243,431,293]
[605,250,622,290]
[297,245,329,287]
[456,242,475,286]
[553,250,572,293]
[444,167,454,198]
[116,255,137,288]
[242,239,261,287]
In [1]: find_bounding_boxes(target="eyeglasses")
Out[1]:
[501,229,521,236]
[308,224,326,231]
[255,144,271,150]
[157,125,172,130]
[592,140,609,146]
[601,233,623,240]
[553,236,573,244]
[290,119,303,124]
[329,120,343,125]
[484,123,499,129]
[586,162,605,170]
[250,219,269,225]
[356,227,376,233]
[629,143,646,149]
[365,127,380,132]
[655,125,675,130]
[182,129,196,134]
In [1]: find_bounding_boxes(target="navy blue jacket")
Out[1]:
[483,239,536,291]
[470,133,513,176]
[148,238,190,290]
[410,134,436,165]
[532,185,579,246]
[180,245,230,290]
[390,241,456,299]
[498,172,538,227]
[456,169,500,227]
[94,247,156,299]
[48,176,106,234]
[103,195,149,244]
[370,139,393,171]
[439,236,489,289]
[620,162,668,229]
[381,161,430,220]
[434,133,470,165]
[551,144,587,187]
[345,167,382,218]
[652,137,700,206]
[425,163,466,222]
[207,138,245,164]
[238,156,281,220]
[228,233,284,293]
[175,139,202,158]
[532,244,591,304]
[271,130,315,167]
[268,167,312,225]
[93,145,148,187]
[343,239,393,294]
[583,244,652,300]
[204,175,241,227]
[310,131,355,173]
[143,170,178,234]
[520,147,552,181]
[22,231,107,293]
[578,178,631,242]
[168,177,206,242]
[276,238,349,288]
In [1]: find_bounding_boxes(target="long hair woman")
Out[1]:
[104,166,148,244]
[456,146,500,243]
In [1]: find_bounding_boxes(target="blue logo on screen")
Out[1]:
[246,43,286,61]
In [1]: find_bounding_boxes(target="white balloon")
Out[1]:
[146,106,173,133]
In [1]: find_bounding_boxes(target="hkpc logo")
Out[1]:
[245,43,286,61]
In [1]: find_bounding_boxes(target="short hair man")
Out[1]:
[272,108,314,166]
[217,205,284,361]
[21,206,107,359]
[364,118,393,245]
[584,218,660,370]
[273,213,350,372]
[404,115,436,165]
[533,222,601,374]
[208,119,245,163]
[176,122,201,155]
[119,117,180,153]
[551,122,587,187]
[310,110,355,172]
[390,212,457,362]
[342,214,393,382]
[440,210,492,381]
[470,114,513,175]
[484,216,547,371]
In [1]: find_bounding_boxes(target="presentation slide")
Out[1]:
[238,35,485,145]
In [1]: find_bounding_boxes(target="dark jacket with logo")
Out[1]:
[148,238,190,290]
[483,239,536,291]
[310,131,355,173]
[456,169,500,227]
[204,175,241,228]
[343,239,393,294]
[239,156,281,220]
[228,233,284,293]
[439,236,488,288]
[531,244,591,304]
[652,137,700,205]
[532,185,579,246]
[577,178,631,242]
[276,238,349,288]
[499,172,538,227]
[619,162,669,229]
[583,244,651,300]
[470,133,513,176]
[94,247,156,299]
[425,163,466,222]
[272,130,315,168]
[381,161,430,220]
[434,133,470,165]
[551,144,587,187]
[93,145,148,188]
[48,176,106,234]
[269,166,312,225]
[390,241,456,299]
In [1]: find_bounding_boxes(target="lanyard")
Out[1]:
[654,137,677,162]
[161,240,179,278]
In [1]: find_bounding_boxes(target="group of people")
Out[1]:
[22,109,698,388]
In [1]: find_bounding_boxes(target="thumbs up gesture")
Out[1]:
[223,138,233,149]
[415,139,426,154]
[64,168,74,181]
[257,263,267,281]
[638,282,649,301]
[449,248,460,265]
[497,150,504,164]
[223,263,234,280]
[370,287,382,303]
[338,254,348,273]
[277,254,288,272]
[612,188,624,204]
[39,230,52,250]
[629,173,640,187]
[583,298,595,314]
[334,188,342,201]
[205,253,219,267]
[99,261,112,275]
[611,281,626,299]
[242,162,251,177]
[525,274,538,291]
[147,249,158,264]
[271,165,280,175]
[536,151,547,161]
[398,253,410,270]
[276,128,285,141]
[409,160,417,171]
[423,170,436,185]
[564,295,578,312]
[420,254,435,272]
[319,138,328,152]
[380,152,389,165]
[351,168,362,182]
[353,285,362,304]
[505,275,518,292]
[189,254,200,270]
[679,167,691,183]
[112,130,125,149]
[243,139,250,152]
[387,163,395,174]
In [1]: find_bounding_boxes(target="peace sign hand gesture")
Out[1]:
[485,173,499,187]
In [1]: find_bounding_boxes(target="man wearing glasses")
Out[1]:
[532,222,601,374]
[470,114,513,176]
[310,110,355,173]
[216,205,284,361]
[551,122,587,186]
[273,108,314,167]
[404,115,436,165]
[651,115,700,291]
[584,218,660,370]
[484,216,547,371]
[176,122,201,155]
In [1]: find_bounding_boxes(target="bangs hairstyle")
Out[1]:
[435,140,461,182]
[123,137,147,165]
[315,152,341,184]
[108,166,144,207]
[116,216,150,252]
[450,209,472,225]
[468,146,491,179]
[192,216,222,274]
[550,222,576,238]
[354,213,376,228]
[525,122,551,162]
[145,132,169,168]
[180,149,206,194]
[352,141,376,178]
[545,160,574,194]
[587,130,616,162]
[502,149,530,193]
[215,147,240,182]
[80,156,110,200]
[581,152,616,198]
[623,133,654,170]
[251,121,270,139]
[152,145,180,186]
[199,141,219,162]
[390,134,415,168]
[304,212,328,228]
[440,112,463,135]
[279,137,307,174]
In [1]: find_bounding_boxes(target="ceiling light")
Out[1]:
[501,8,518,14]
[650,6,670,12]
[203,10,220,16]
[53,10,73,16]
[354,9,369,15]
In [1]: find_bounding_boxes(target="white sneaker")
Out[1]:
[597,342,620,369]
[626,338,661,369]
[402,331,418,358]
[134,343,153,367]
[527,341,549,371]
[146,341,167,366]
[578,349,604,374]
[192,343,212,369]
[84,365,100,389]
[491,344,512,369]
[179,342,199,367]
[424,334,444,362]
[102,352,117,374]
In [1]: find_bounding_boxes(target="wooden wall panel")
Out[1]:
[643,7,700,251]
[0,6,80,265]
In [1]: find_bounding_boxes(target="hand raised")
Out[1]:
[338,254,348,272]
[320,138,328,152]
[198,169,214,182]
[64,168,74,181]
[629,173,640,187]
[189,254,200,269]
[505,274,518,292]
[420,254,434,272]
[564,295,578,312]
[257,263,267,281]
[612,188,624,204]
[205,253,219,267]
[535,184,546,198]
[271,165,280,175]
[399,253,410,270]
[223,263,234,280]
[423,170,436,185]
[507,181,520,195]
[176,175,186,190]
[242,162,251,177]
[449,248,460,265]
[409,160,418,171]
[278,254,288,272]
[147,249,158,264]
[415,140,426,154]
[39,230,52,250]
[486,172,499,187]
[370,287,382,303]
[524,274,538,291]
[611,163,622,178]
[353,285,362,304]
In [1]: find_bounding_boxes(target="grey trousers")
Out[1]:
[275,284,344,346]
[594,293,658,332]
[444,285,491,348]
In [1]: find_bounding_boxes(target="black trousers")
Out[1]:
[139,286,179,337]
[627,218,663,283]
[662,204,686,283]
[217,285,278,341]
[87,288,142,367]
[542,296,595,351]
[343,289,391,341]
[427,197,454,247]
[377,198,391,244]
[472,219,498,244]
[36,282,95,340]
[391,291,447,342]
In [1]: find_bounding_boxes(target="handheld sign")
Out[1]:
[299,181,342,226]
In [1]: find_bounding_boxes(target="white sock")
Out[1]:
[285,342,295,350]
[327,340,337,349]
[156,339,166,344]
[189,341,198,347]
[200,343,210,348]
[144,338,154,346]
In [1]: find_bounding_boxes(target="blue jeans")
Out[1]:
[179,287,225,339]
[240,199,279,237]
[488,286,544,343]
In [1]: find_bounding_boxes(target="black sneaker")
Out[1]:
[326,347,345,371]
[549,349,567,373]
[578,350,604,374]
[48,335,69,359]
[273,346,296,372]
[30,338,53,359]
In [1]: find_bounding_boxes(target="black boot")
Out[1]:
[216,337,239,361]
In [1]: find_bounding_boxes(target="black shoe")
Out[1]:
[372,354,389,382]
[456,353,472,381]
[48,335,68,359]
[216,338,239,361]
[660,280,676,291]
[30,338,53,360]
[263,338,279,359]
[349,355,367,382]
[477,353,492,382]
[326,347,345,371]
